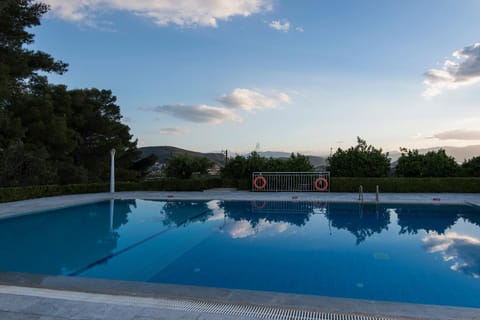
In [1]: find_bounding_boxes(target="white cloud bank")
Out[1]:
[423,43,480,97]
[431,129,480,141]
[159,127,190,135]
[152,104,240,124]
[148,88,290,124]
[217,88,290,112]
[43,0,273,27]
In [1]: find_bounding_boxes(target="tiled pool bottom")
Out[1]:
[0,272,479,320]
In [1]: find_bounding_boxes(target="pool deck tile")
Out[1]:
[0,272,479,320]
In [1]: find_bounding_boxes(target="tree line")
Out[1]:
[0,0,155,187]
[163,138,479,179]
[328,137,480,177]
[163,152,314,179]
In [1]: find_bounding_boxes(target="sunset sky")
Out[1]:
[34,0,480,155]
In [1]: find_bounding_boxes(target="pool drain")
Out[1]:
[0,285,403,320]
[158,301,393,320]
[161,300,398,320]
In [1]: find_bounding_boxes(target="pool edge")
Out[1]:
[0,271,478,320]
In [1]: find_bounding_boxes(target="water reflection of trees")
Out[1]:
[220,201,480,245]
[0,199,134,275]
[113,199,136,229]
[222,201,390,244]
[221,201,314,227]
[396,204,477,235]
[326,203,390,244]
[460,207,480,228]
[161,201,213,227]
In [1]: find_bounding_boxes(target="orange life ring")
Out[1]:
[253,176,267,190]
[313,177,328,192]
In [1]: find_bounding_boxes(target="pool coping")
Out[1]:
[1,190,479,219]
[0,271,479,320]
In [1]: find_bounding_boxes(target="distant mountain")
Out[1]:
[256,151,326,169]
[257,151,292,158]
[140,146,326,169]
[140,146,225,165]
[388,145,480,163]
[141,144,479,170]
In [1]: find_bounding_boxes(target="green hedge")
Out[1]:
[0,178,223,203]
[330,177,480,193]
[0,183,109,203]
[222,178,250,190]
[1,177,479,203]
[227,177,480,192]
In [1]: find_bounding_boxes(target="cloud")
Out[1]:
[269,20,290,32]
[144,87,289,124]
[295,26,304,32]
[43,0,273,27]
[152,104,241,124]
[225,219,289,239]
[423,232,480,278]
[431,129,480,141]
[423,43,480,97]
[159,127,190,135]
[217,88,290,112]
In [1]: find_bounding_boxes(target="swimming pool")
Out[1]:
[1,199,479,308]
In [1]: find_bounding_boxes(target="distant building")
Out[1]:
[208,164,221,175]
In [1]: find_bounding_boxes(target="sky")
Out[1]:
[32,0,480,155]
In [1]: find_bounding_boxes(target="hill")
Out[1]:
[388,145,480,163]
[140,147,326,168]
[140,146,225,165]
[257,151,326,169]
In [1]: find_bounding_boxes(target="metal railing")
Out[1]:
[252,172,330,192]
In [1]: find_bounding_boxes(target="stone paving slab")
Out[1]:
[0,274,479,320]
[0,290,265,320]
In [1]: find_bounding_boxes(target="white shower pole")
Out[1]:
[110,148,115,193]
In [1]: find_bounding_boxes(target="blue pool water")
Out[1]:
[1,199,480,308]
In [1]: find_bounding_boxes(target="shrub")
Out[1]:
[461,156,480,177]
[328,137,390,177]
[222,152,314,180]
[164,155,213,179]
[396,149,460,177]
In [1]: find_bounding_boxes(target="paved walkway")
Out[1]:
[1,190,479,218]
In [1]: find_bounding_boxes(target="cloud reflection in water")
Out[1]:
[423,232,480,279]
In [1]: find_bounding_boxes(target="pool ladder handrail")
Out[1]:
[359,185,380,202]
